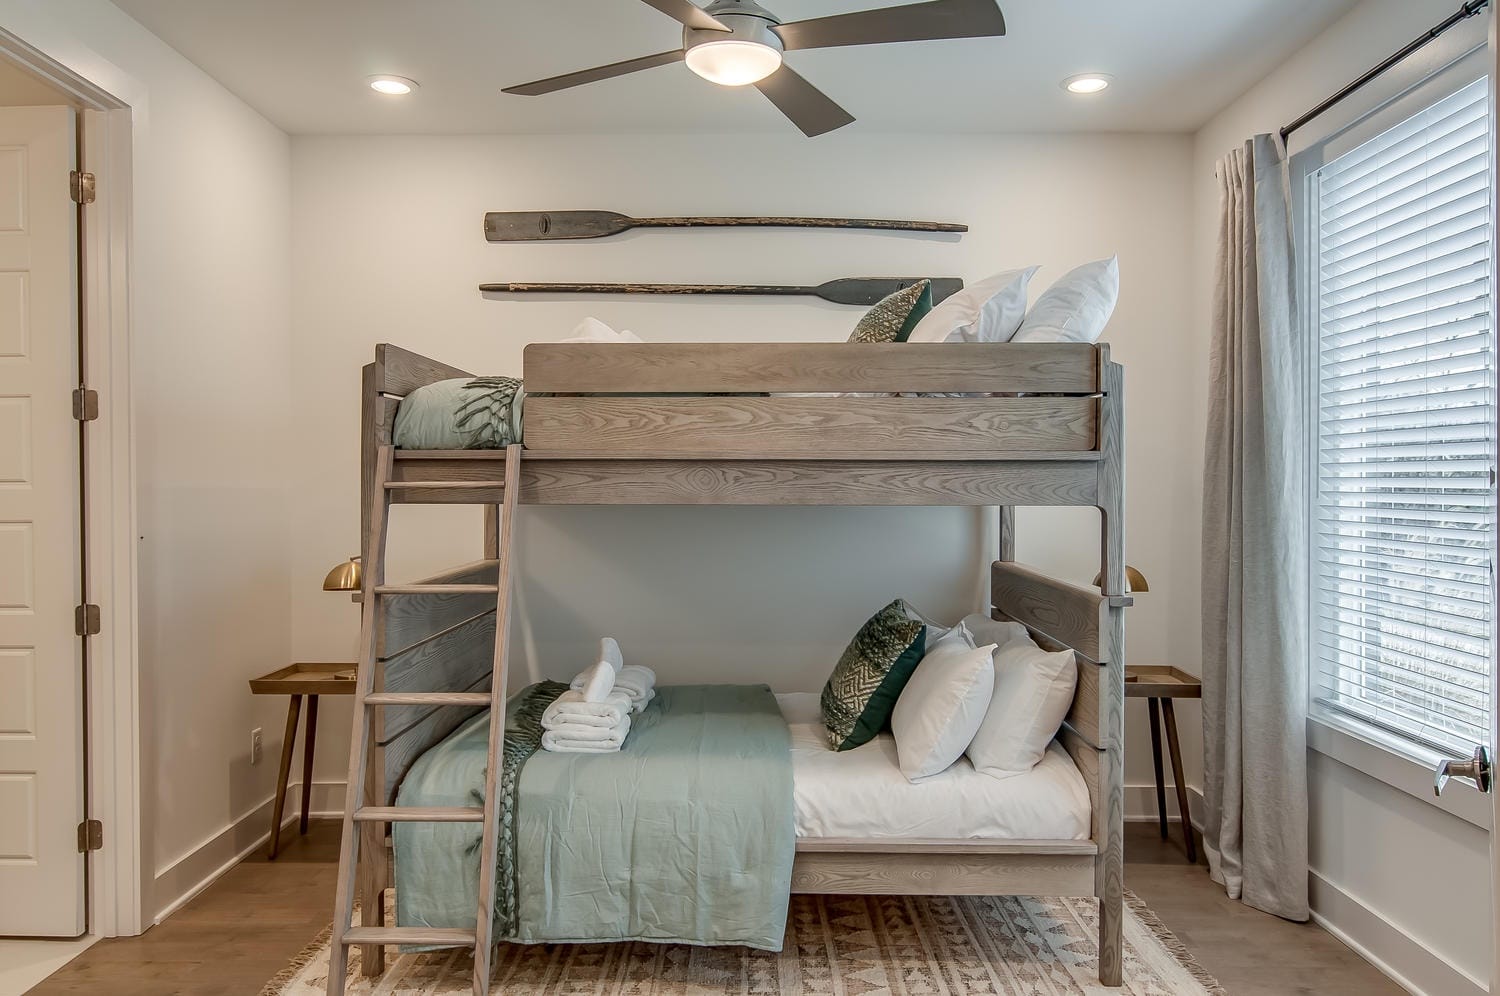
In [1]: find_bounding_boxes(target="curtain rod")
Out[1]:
[1280,0,1489,144]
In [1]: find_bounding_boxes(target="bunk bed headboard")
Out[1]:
[360,345,503,804]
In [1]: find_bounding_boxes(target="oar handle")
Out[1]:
[631,216,968,233]
[479,282,814,296]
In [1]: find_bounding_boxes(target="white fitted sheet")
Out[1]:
[777,692,1091,840]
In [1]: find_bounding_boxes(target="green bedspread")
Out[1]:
[393,683,795,952]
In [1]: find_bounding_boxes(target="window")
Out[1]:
[1310,77,1496,757]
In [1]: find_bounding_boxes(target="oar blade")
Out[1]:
[484,210,635,242]
[815,277,965,306]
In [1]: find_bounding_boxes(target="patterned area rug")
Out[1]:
[264,893,1225,995]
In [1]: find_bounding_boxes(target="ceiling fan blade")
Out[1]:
[638,0,729,32]
[774,0,1005,51]
[753,66,855,138]
[503,50,686,96]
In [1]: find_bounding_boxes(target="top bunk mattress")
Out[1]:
[776,692,1091,841]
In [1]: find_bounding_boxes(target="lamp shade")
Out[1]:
[1092,565,1149,593]
[322,556,363,592]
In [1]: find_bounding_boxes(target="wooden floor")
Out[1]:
[27,821,1400,996]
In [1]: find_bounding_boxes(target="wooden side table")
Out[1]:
[249,663,357,858]
[1124,665,1202,863]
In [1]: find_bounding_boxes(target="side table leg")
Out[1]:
[1148,697,1167,840]
[269,694,302,860]
[1162,699,1197,863]
[300,695,319,835]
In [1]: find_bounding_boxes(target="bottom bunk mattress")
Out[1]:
[394,683,795,951]
[777,691,1092,841]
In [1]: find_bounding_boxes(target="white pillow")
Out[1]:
[560,316,643,343]
[1012,256,1119,344]
[966,635,1077,779]
[959,612,1030,652]
[906,266,1038,344]
[902,602,954,645]
[891,624,997,781]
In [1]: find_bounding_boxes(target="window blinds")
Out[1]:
[1313,77,1496,756]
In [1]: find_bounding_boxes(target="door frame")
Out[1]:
[0,29,142,938]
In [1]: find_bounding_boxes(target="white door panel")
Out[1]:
[0,105,83,938]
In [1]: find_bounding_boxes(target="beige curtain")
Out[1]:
[1201,134,1308,921]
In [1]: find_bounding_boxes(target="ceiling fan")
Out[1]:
[502,0,1006,137]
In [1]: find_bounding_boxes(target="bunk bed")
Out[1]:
[333,341,1128,993]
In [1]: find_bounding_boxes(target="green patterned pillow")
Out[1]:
[847,279,933,343]
[821,599,927,751]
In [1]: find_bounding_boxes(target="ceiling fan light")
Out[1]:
[685,40,783,86]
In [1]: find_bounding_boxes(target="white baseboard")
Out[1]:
[1123,782,1205,829]
[151,781,347,923]
[1310,871,1487,996]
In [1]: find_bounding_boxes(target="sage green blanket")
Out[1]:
[394,683,795,951]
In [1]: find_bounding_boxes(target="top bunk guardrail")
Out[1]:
[518,342,1105,461]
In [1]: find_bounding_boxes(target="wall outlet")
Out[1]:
[250,727,263,765]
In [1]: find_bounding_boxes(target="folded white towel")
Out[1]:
[544,711,631,740]
[599,637,624,673]
[541,713,631,753]
[576,660,615,703]
[610,665,657,714]
[542,729,628,753]
[542,689,631,730]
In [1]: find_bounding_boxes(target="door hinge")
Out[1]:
[77,819,102,853]
[74,603,100,637]
[69,169,96,205]
[72,387,99,421]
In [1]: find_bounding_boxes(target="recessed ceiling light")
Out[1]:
[1062,73,1112,95]
[368,75,418,96]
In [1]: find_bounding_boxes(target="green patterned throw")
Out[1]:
[495,679,568,936]
[821,600,927,751]
[847,279,933,343]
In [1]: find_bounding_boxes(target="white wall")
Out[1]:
[1192,1,1493,991]
[288,131,1200,804]
[0,0,295,922]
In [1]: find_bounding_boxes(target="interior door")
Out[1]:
[0,105,84,937]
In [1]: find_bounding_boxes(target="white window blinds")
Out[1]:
[1312,77,1496,757]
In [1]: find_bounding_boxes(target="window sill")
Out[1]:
[1306,714,1492,831]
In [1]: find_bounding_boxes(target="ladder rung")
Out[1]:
[386,481,505,490]
[375,584,499,595]
[341,926,476,947]
[365,692,491,706]
[353,806,484,823]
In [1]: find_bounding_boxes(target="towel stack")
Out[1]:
[542,638,657,754]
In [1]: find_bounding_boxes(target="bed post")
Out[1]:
[1095,346,1126,987]
[358,361,389,977]
[997,506,1015,562]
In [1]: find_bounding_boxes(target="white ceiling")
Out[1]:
[111,0,1358,135]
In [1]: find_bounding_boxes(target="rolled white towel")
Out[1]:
[575,660,615,703]
[542,689,631,730]
[599,637,624,673]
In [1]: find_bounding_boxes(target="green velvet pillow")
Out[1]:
[821,599,927,751]
[847,279,933,343]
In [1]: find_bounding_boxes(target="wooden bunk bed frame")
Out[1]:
[349,341,1129,987]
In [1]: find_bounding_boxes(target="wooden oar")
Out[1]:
[483,210,967,241]
[478,277,963,307]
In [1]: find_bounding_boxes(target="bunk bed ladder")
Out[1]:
[327,444,523,996]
